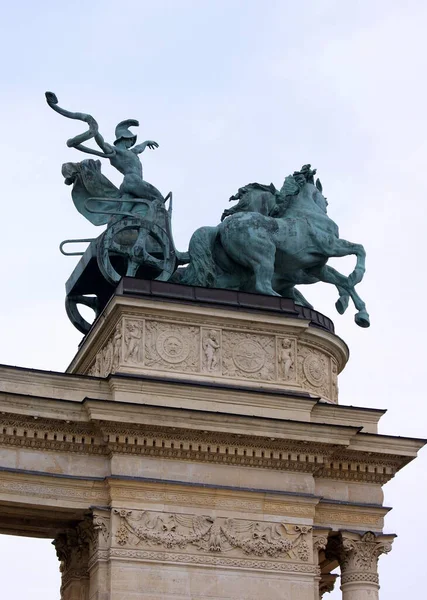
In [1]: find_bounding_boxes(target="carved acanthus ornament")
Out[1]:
[53,526,90,591]
[328,531,394,587]
[313,533,328,557]
[312,531,337,599]
[53,511,112,592]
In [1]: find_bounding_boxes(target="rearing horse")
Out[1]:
[182,166,369,327]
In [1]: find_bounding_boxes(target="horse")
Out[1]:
[220,183,278,221]
[181,168,369,327]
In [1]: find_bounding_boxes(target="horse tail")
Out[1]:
[181,226,218,287]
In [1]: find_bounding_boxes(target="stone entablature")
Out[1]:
[0,286,424,599]
[0,366,423,600]
[67,294,348,404]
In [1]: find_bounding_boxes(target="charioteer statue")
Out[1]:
[46,92,369,334]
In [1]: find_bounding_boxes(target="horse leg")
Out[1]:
[245,240,279,296]
[328,239,366,288]
[335,285,350,314]
[275,284,314,307]
[291,287,314,307]
[308,265,370,327]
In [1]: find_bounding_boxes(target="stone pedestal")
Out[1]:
[0,280,424,599]
[69,279,346,405]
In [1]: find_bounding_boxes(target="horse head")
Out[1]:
[278,165,328,214]
[222,183,278,221]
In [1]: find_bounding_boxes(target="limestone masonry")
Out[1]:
[0,280,423,599]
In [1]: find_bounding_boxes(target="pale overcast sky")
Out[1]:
[1,1,426,598]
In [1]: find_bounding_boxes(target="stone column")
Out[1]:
[53,511,111,600]
[313,530,338,600]
[87,510,111,600]
[53,526,90,600]
[338,531,394,600]
[319,573,338,598]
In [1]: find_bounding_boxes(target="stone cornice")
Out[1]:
[0,366,397,436]
[0,407,421,483]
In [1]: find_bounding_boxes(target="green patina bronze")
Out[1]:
[46,92,369,331]
[181,164,369,327]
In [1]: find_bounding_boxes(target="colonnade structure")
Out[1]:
[0,279,424,599]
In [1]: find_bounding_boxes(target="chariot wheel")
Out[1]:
[65,294,101,335]
[97,217,176,286]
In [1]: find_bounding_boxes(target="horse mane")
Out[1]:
[238,182,277,196]
[279,164,324,197]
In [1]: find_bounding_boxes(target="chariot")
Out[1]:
[61,194,181,334]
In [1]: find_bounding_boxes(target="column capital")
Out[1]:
[313,529,330,556]
[339,531,395,586]
[53,527,90,597]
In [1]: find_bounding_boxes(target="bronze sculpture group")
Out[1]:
[46,92,369,333]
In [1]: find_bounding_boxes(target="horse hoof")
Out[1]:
[335,296,349,315]
[355,310,370,328]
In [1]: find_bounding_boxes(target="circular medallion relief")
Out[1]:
[303,354,326,387]
[156,330,190,364]
[232,340,265,373]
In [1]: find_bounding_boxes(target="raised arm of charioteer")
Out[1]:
[45,91,115,158]
[132,139,159,154]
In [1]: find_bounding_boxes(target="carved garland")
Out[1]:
[113,509,312,561]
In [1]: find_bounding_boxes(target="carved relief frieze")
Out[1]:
[222,330,276,381]
[201,328,221,373]
[277,337,297,382]
[331,358,338,403]
[297,344,331,399]
[92,513,111,550]
[81,310,342,401]
[109,547,319,572]
[88,321,123,377]
[112,509,312,563]
[123,318,143,364]
[315,508,384,529]
[144,321,200,372]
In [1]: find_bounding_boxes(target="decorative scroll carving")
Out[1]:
[202,328,221,373]
[222,331,275,381]
[145,321,200,372]
[313,534,328,554]
[93,515,110,543]
[113,509,312,561]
